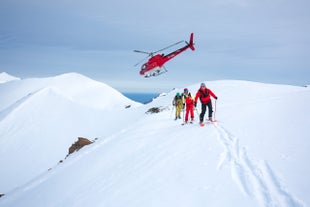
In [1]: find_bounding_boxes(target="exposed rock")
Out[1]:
[68,137,93,155]
[146,107,161,113]
[145,106,168,114]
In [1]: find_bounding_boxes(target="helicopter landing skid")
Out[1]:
[144,68,168,78]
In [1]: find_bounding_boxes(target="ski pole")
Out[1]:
[214,99,217,121]
[195,107,199,117]
[182,108,185,123]
[170,105,175,118]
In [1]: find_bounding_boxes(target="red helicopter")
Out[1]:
[134,33,195,78]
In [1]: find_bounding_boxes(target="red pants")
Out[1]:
[185,104,194,122]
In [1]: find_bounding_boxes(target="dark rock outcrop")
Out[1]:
[68,137,93,155]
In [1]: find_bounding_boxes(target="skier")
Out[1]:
[172,92,183,120]
[194,83,218,126]
[182,88,195,124]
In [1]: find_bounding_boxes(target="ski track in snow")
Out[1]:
[213,123,304,207]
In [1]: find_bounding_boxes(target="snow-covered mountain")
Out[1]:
[0,73,141,193]
[0,72,20,84]
[0,74,309,207]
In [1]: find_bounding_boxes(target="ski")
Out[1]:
[206,120,218,125]
[181,121,194,126]
[200,119,218,126]
[181,120,217,126]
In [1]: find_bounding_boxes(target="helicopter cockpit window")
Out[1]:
[142,64,148,69]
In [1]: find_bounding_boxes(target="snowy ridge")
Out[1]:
[0,75,309,207]
[0,72,20,84]
[0,89,40,123]
[0,72,140,111]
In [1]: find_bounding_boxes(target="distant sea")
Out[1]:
[123,93,159,104]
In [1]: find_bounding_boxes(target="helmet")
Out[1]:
[184,88,188,93]
[200,83,206,88]
[176,92,180,96]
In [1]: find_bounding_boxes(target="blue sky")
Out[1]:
[1,0,309,92]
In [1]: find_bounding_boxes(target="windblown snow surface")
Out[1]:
[0,73,309,207]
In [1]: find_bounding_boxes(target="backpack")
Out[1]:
[175,95,183,105]
[199,89,209,99]
[182,92,192,99]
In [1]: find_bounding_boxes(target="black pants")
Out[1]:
[200,101,213,122]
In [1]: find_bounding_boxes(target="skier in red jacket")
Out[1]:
[194,83,218,125]
[182,88,195,124]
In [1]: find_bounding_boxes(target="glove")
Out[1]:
[194,102,197,107]
[215,97,218,100]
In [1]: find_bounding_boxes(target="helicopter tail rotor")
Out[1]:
[188,33,195,51]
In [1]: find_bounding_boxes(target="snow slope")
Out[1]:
[0,73,141,193]
[0,76,309,207]
[0,72,20,83]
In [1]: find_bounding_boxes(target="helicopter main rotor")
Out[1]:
[133,40,184,66]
